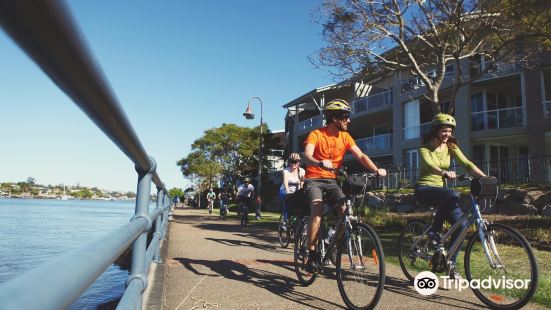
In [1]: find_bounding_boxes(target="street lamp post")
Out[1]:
[243,96,263,220]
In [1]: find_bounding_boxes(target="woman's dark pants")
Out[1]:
[414,185,466,263]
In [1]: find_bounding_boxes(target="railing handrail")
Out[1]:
[403,121,431,130]
[470,105,524,114]
[0,0,163,189]
[0,1,172,309]
[297,114,322,129]
[355,89,393,100]
[355,133,393,142]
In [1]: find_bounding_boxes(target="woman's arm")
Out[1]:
[452,146,486,177]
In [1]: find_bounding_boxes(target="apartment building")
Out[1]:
[282,56,551,184]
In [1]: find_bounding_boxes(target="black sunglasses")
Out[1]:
[289,160,300,164]
[337,113,350,120]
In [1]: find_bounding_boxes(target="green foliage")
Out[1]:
[168,187,184,199]
[177,123,280,193]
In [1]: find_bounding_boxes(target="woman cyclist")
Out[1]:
[279,153,305,222]
[414,113,486,279]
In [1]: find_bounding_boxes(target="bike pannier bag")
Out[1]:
[470,176,498,197]
[342,174,372,195]
[286,189,308,216]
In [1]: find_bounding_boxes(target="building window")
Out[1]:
[403,100,420,140]
[471,92,484,130]
[404,149,419,185]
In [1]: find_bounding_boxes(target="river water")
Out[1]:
[0,198,151,309]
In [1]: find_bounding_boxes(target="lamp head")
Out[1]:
[243,103,255,119]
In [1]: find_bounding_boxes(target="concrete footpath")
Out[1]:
[157,208,546,310]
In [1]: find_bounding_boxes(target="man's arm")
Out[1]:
[349,145,387,176]
[305,143,332,169]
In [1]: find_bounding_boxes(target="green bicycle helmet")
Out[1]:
[431,113,456,128]
[323,99,351,112]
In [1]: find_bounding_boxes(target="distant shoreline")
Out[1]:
[0,196,135,201]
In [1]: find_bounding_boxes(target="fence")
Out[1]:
[375,155,551,190]
[0,1,171,309]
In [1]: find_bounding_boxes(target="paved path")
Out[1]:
[161,208,546,310]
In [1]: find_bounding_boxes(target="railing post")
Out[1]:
[153,186,163,263]
[162,191,169,240]
[126,157,156,310]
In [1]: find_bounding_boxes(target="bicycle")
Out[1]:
[219,202,228,221]
[293,171,385,310]
[207,198,214,214]
[238,198,250,227]
[398,175,538,309]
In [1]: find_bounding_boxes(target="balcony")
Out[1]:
[355,134,393,154]
[352,90,393,113]
[471,106,526,131]
[472,62,521,80]
[544,101,551,118]
[403,122,431,140]
[297,115,323,134]
[400,76,425,93]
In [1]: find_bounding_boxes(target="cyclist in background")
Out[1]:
[415,113,486,279]
[218,189,230,218]
[206,188,216,214]
[279,153,305,222]
[303,99,386,273]
[236,177,255,216]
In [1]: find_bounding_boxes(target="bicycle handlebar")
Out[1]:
[326,167,380,179]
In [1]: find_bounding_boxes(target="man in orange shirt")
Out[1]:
[303,99,387,272]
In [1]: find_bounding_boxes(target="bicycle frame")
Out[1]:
[320,200,365,268]
[411,192,503,270]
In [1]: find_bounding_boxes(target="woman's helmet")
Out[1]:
[288,153,301,163]
[431,113,456,128]
[323,99,351,112]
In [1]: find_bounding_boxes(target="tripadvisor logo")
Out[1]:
[442,276,531,292]
[414,271,531,296]
[414,271,439,296]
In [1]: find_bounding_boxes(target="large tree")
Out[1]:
[177,123,279,193]
[314,0,551,113]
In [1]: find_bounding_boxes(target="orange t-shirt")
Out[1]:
[304,127,356,179]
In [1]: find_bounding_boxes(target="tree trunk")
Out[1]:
[428,90,441,115]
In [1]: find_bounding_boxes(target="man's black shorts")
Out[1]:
[304,178,346,207]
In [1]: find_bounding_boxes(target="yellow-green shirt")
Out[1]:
[416,144,476,187]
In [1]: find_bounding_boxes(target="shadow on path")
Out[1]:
[173,257,346,309]
[383,275,485,309]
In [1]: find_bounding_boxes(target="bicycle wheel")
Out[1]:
[398,221,435,283]
[294,218,317,286]
[278,215,291,248]
[464,223,538,309]
[336,223,385,310]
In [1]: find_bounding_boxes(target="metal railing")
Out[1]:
[355,134,393,154]
[471,106,527,131]
[0,1,171,309]
[352,90,393,113]
[376,155,551,190]
[472,62,521,77]
[297,114,323,133]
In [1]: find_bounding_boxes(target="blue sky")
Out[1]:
[0,0,335,193]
